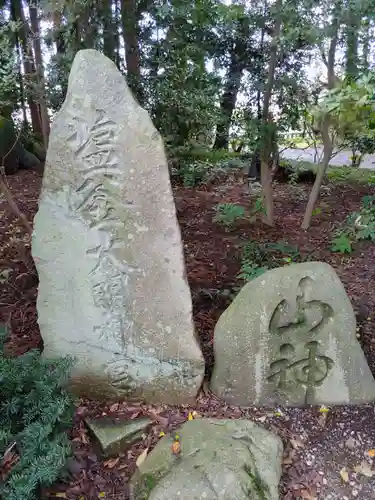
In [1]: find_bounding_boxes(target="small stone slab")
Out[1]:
[210,262,375,407]
[130,418,283,500]
[84,416,152,457]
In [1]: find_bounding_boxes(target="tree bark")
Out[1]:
[214,17,251,150]
[28,0,50,150]
[345,1,359,79]
[102,0,117,64]
[121,0,143,104]
[10,0,42,137]
[259,0,282,226]
[15,39,28,129]
[301,1,342,230]
[361,18,370,70]
[213,55,244,150]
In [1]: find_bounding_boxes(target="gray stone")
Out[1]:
[210,262,375,407]
[31,49,204,404]
[84,416,152,457]
[130,418,283,500]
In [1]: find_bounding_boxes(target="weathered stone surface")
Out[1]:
[130,418,283,500]
[211,262,375,407]
[31,49,204,404]
[84,416,152,457]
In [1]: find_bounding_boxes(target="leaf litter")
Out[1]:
[2,171,375,498]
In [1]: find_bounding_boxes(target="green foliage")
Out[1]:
[330,233,353,253]
[237,260,268,281]
[0,324,75,500]
[330,195,375,253]
[251,197,266,217]
[213,203,245,226]
[0,20,20,117]
[237,240,306,282]
[175,160,212,187]
[313,72,375,160]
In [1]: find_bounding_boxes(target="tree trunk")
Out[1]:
[345,1,359,79]
[28,0,50,150]
[121,0,143,104]
[259,0,282,226]
[114,0,121,69]
[16,39,28,129]
[10,0,42,137]
[361,18,370,70]
[302,2,341,230]
[213,55,244,150]
[102,0,117,64]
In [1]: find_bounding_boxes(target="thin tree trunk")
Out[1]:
[362,18,370,70]
[11,0,42,137]
[102,0,117,63]
[121,0,143,104]
[16,39,28,129]
[260,0,282,226]
[114,0,121,69]
[302,2,341,230]
[345,1,359,79]
[29,0,50,150]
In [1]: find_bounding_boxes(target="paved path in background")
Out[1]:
[281,147,375,169]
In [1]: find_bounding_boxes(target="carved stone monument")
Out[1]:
[32,49,204,404]
[210,262,375,406]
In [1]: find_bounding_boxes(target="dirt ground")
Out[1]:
[1,170,375,499]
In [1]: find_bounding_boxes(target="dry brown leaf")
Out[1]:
[109,403,119,412]
[171,441,181,456]
[136,448,149,468]
[290,437,305,449]
[103,457,120,469]
[340,468,349,482]
[354,461,375,478]
[80,432,90,445]
[300,490,317,500]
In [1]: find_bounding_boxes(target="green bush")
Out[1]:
[331,194,375,253]
[236,240,308,282]
[213,203,246,226]
[0,324,75,500]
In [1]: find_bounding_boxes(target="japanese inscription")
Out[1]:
[65,94,140,351]
[267,276,335,403]
[267,341,334,404]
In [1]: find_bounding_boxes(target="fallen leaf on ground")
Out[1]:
[354,461,375,477]
[340,468,349,482]
[300,490,317,500]
[290,437,305,449]
[367,449,375,458]
[171,440,181,456]
[136,448,149,467]
[103,457,120,469]
[53,494,67,498]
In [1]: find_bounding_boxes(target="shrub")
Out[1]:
[0,324,75,500]
[330,194,375,253]
[213,203,246,226]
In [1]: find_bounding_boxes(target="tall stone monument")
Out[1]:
[211,262,375,407]
[32,49,204,404]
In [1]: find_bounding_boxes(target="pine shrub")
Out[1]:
[0,324,75,500]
